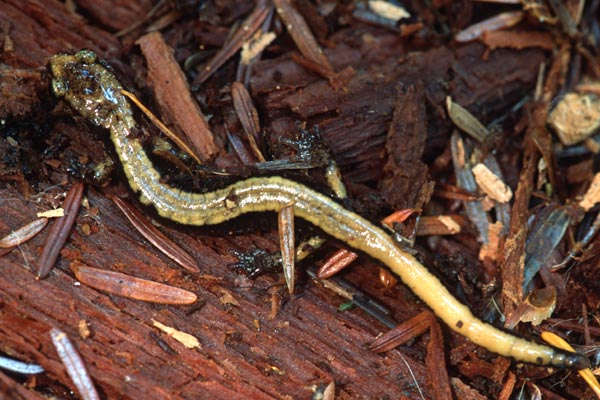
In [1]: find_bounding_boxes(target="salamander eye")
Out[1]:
[51,78,67,97]
[76,49,97,64]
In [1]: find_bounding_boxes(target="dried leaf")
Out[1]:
[50,327,99,400]
[37,182,84,278]
[193,4,270,86]
[369,311,433,353]
[455,11,523,42]
[231,81,265,162]
[541,331,600,396]
[317,248,358,279]
[0,356,44,375]
[447,97,490,142]
[111,196,199,273]
[524,206,569,291]
[72,262,197,305]
[273,0,333,73]
[0,218,48,248]
[278,203,295,293]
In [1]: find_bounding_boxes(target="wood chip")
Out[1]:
[152,319,201,349]
[78,320,90,340]
[217,288,239,306]
[508,286,556,328]
[426,313,452,400]
[450,378,487,400]
[472,163,513,203]
[415,215,469,236]
[368,0,410,21]
[548,92,600,146]
[455,11,523,42]
[481,30,554,51]
[240,31,276,65]
[136,31,217,160]
[579,173,600,211]
[479,221,503,261]
[436,216,462,234]
[37,208,65,218]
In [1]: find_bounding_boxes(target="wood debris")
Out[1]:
[548,91,600,145]
[152,319,201,350]
[137,32,218,160]
[472,163,513,203]
[579,173,600,211]
[455,11,523,42]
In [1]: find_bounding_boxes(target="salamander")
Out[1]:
[48,50,589,369]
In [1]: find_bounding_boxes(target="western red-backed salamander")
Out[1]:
[48,50,589,369]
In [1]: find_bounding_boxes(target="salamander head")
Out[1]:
[48,50,131,129]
